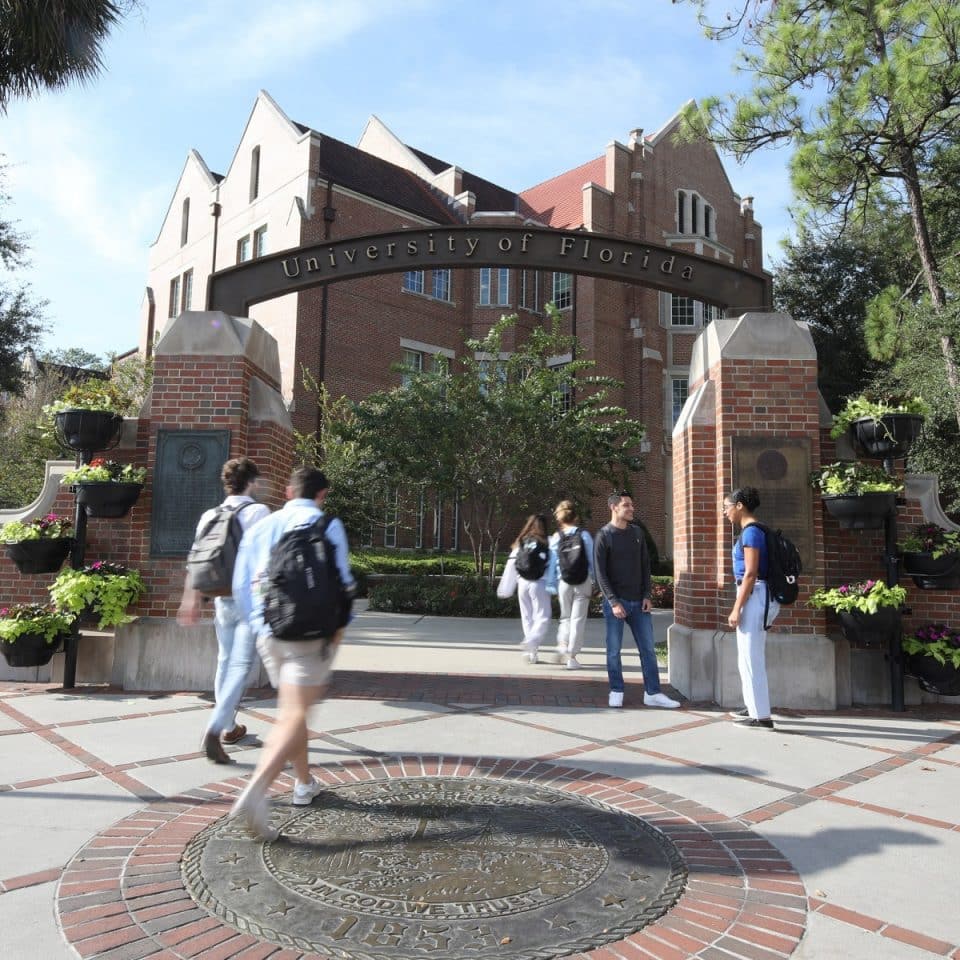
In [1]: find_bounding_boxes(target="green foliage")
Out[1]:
[49,561,145,629]
[829,393,929,440]
[808,579,907,614]
[902,623,960,669]
[61,458,145,485]
[864,285,906,363]
[809,461,903,495]
[368,576,520,617]
[42,377,140,419]
[0,513,72,543]
[320,309,645,579]
[0,603,74,644]
[899,523,960,560]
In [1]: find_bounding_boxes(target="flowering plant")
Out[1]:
[41,379,136,418]
[0,514,73,543]
[808,579,907,614]
[902,623,960,669]
[0,603,75,644]
[49,561,146,629]
[809,461,903,495]
[830,393,930,439]
[61,459,146,486]
[899,523,960,559]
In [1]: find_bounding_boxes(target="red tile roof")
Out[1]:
[519,157,605,228]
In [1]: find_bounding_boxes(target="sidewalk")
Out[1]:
[0,606,958,959]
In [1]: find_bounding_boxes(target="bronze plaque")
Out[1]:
[182,777,687,959]
[731,436,814,569]
[150,429,230,556]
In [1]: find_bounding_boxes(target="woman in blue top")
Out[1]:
[723,486,778,729]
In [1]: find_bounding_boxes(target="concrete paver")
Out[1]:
[0,605,957,959]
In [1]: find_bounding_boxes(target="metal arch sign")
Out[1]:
[206,225,771,316]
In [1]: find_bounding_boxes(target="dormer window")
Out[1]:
[676,189,715,238]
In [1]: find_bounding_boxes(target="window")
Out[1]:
[479,268,510,306]
[704,205,713,238]
[181,269,193,312]
[237,234,251,263]
[677,191,687,234]
[671,296,695,326]
[384,488,399,548]
[520,270,539,312]
[432,268,451,301]
[168,276,181,318]
[253,225,267,258]
[677,189,715,237]
[403,270,424,294]
[180,198,190,247]
[249,145,260,202]
[549,360,573,415]
[672,377,689,425]
[401,347,425,386]
[704,303,722,324]
[551,272,572,310]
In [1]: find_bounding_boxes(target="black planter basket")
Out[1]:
[904,653,960,696]
[74,482,143,518]
[0,630,66,668]
[4,537,73,575]
[851,414,924,461]
[837,607,900,647]
[53,409,123,456]
[822,492,897,530]
[900,551,960,590]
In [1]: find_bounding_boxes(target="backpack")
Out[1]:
[186,501,255,597]
[750,522,802,629]
[514,537,549,581]
[262,516,342,642]
[557,528,589,585]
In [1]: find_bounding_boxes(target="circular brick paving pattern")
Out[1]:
[56,757,808,959]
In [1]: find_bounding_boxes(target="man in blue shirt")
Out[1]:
[229,465,355,840]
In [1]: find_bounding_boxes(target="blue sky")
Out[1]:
[4,0,797,360]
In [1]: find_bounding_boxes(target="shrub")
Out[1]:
[368,575,519,617]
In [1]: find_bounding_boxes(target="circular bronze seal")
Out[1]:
[182,777,687,959]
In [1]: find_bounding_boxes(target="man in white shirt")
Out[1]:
[229,465,355,840]
[177,457,270,763]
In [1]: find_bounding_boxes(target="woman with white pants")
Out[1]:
[497,514,552,664]
[724,486,779,730]
[546,500,594,669]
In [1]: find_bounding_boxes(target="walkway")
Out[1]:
[0,607,958,959]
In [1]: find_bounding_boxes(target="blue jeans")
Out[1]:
[207,597,256,734]
[602,598,661,694]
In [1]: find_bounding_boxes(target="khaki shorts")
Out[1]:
[256,630,341,688]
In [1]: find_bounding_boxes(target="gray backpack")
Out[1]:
[186,502,254,597]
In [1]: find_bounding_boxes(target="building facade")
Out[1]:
[141,91,768,557]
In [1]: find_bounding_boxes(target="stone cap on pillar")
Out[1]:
[154,311,281,386]
[689,311,816,385]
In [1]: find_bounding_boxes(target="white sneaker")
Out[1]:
[644,691,681,709]
[521,640,539,664]
[608,691,624,708]
[523,650,539,664]
[230,786,279,841]
[292,776,325,806]
[565,657,581,670]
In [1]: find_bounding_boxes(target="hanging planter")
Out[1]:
[4,538,73,574]
[904,654,960,696]
[74,482,143,518]
[900,552,960,590]
[851,414,925,461]
[837,607,900,647]
[0,605,75,668]
[902,624,960,696]
[53,409,123,455]
[821,492,897,530]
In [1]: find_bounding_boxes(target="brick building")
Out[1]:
[142,90,768,558]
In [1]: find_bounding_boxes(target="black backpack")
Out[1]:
[515,537,549,580]
[262,517,342,641]
[557,528,589,585]
[186,502,255,597]
[751,522,802,629]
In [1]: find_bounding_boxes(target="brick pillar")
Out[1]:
[668,312,835,708]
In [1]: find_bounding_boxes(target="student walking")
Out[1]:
[177,457,270,764]
[497,514,552,664]
[545,500,594,669]
[594,492,679,709]
[724,486,778,729]
[229,466,356,840]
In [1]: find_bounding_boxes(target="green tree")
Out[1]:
[328,309,646,578]
[679,0,960,427]
[0,1,137,112]
[0,161,45,395]
[40,347,107,371]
